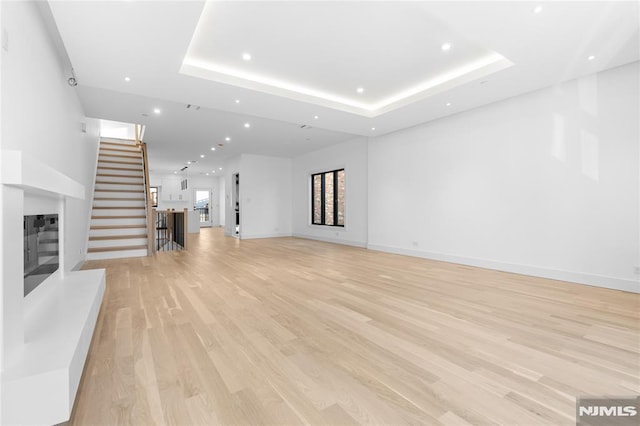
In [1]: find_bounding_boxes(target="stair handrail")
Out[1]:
[136,124,155,255]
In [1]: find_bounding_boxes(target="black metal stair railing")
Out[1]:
[155,210,186,252]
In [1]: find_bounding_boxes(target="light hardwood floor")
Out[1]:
[72,227,639,425]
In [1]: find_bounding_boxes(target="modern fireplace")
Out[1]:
[23,214,59,296]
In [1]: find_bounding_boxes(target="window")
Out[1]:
[149,187,158,207]
[312,169,344,226]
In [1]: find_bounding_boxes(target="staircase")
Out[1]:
[87,139,149,260]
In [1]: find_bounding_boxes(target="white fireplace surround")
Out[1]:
[0,150,105,425]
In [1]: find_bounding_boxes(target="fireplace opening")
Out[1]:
[23,214,59,296]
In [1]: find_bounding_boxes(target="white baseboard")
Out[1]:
[293,233,367,248]
[367,244,639,294]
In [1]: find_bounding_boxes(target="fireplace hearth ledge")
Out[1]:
[1,269,105,424]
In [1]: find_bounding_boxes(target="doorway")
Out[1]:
[194,189,212,227]
[232,173,240,237]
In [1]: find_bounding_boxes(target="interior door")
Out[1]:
[194,189,212,227]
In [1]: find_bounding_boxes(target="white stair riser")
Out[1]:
[97,161,142,170]
[93,199,146,208]
[96,173,144,184]
[92,208,146,216]
[89,228,147,238]
[88,238,148,249]
[91,218,146,227]
[96,168,143,177]
[99,151,141,159]
[94,183,145,191]
[86,249,148,260]
[100,141,136,146]
[93,191,145,199]
[97,155,141,164]
[96,176,144,189]
[99,144,139,151]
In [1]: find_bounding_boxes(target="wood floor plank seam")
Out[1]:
[73,228,640,426]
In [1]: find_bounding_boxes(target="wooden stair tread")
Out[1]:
[98,150,141,160]
[88,245,147,253]
[95,181,143,186]
[92,215,146,219]
[98,160,142,166]
[93,206,145,209]
[94,189,144,193]
[100,138,136,144]
[89,234,147,241]
[94,197,145,201]
[97,166,143,172]
[99,147,140,154]
[96,173,143,178]
[90,224,146,230]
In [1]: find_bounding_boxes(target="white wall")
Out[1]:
[0,0,99,375]
[1,1,100,270]
[239,154,292,239]
[368,62,639,293]
[292,137,368,247]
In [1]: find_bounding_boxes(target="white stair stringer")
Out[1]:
[87,139,149,260]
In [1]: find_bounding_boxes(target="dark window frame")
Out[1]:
[311,168,344,227]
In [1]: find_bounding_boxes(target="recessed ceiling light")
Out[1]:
[371,127,376,131]
[314,115,319,120]
[446,102,451,107]
[533,5,543,14]
[211,147,216,151]
[206,173,209,176]
[441,43,452,52]
[588,55,596,61]
[219,167,222,170]
[187,161,191,165]
[235,99,240,104]
[242,53,251,61]
[244,123,251,128]
[356,87,364,94]
[212,170,216,173]
[200,154,205,158]
[124,76,131,82]
[225,137,231,142]
[174,171,177,174]
[153,108,161,114]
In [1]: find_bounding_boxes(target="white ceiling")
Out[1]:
[48,1,639,176]
[181,1,513,116]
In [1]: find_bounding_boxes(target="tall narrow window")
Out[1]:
[311,169,344,227]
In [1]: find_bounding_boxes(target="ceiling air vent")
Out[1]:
[300,124,312,129]
[180,166,188,171]
[185,104,201,110]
